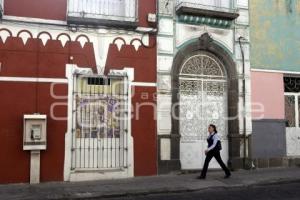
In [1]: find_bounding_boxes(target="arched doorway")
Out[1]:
[179,52,228,169]
[163,33,241,173]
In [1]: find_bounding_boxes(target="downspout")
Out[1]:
[238,36,248,168]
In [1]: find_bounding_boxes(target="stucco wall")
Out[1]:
[251,71,285,120]
[251,71,287,159]
[104,36,158,176]
[286,128,300,156]
[250,0,300,72]
[252,119,287,159]
[0,32,97,183]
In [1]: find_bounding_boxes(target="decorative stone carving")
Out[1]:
[179,53,228,142]
[180,54,225,77]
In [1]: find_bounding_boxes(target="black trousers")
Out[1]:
[200,150,231,178]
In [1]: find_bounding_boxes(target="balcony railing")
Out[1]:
[176,0,239,20]
[67,0,138,28]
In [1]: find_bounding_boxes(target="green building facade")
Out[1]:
[250,0,300,72]
[250,0,300,168]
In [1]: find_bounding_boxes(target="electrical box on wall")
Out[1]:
[23,114,47,150]
[147,13,157,23]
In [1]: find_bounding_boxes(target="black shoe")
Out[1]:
[197,176,206,179]
[224,173,231,179]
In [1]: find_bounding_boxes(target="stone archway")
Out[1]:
[170,33,241,170]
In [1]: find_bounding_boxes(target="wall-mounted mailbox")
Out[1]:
[23,114,47,150]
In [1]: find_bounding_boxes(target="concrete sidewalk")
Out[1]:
[1,167,300,200]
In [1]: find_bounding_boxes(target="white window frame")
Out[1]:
[284,92,300,128]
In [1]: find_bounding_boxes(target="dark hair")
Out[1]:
[209,124,218,133]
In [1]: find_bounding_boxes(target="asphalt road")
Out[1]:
[100,181,300,200]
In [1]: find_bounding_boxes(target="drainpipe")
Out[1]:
[238,36,249,169]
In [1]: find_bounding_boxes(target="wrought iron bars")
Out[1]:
[71,74,128,170]
[68,0,138,22]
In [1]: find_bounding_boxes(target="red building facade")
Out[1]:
[0,0,157,183]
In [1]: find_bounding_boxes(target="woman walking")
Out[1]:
[198,124,231,179]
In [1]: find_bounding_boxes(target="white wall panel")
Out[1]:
[160,138,171,160]
[158,55,173,72]
[237,0,248,8]
[286,128,300,156]
[159,18,174,36]
[236,9,249,25]
[157,95,172,134]
[158,37,174,54]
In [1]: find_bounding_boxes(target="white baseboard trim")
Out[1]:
[132,82,157,87]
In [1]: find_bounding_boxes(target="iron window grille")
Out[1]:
[284,76,300,128]
[71,74,129,171]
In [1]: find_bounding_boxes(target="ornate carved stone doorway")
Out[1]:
[159,33,242,173]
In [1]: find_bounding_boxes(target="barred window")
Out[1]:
[284,76,300,128]
[284,76,300,93]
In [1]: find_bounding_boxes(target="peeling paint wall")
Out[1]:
[250,0,300,72]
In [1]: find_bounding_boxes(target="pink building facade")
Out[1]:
[250,0,300,168]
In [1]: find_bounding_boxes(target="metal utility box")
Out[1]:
[23,114,47,150]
